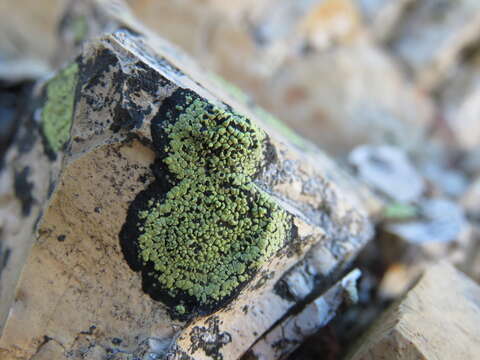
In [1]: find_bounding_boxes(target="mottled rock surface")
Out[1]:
[0,28,374,360]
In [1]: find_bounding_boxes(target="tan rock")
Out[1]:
[123,0,433,156]
[357,0,415,42]
[252,42,433,156]
[0,27,374,360]
[0,0,62,80]
[246,269,362,360]
[347,262,480,360]
[390,0,480,91]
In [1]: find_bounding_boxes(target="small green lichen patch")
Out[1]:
[134,90,291,311]
[41,63,79,152]
[383,202,418,220]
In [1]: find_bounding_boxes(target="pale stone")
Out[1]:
[348,262,480,360]
[0,28,374,360]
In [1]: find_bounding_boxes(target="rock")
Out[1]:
[385,198,466,245]
[357,0,415,42]
[421,162,469,198]
[377,262,421,300]
[251,0,365,52]
[389,0,480,90]
[349,145,425,203]
[461,176,480,222]
[121,0,433,156]
[347,262,480,360]
[437,49,480,150]
[253,42,432,157]
[0,0,62,81]
[245,269,361,360]
[0,27,374,360]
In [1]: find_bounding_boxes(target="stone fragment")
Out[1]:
[349,145,424,203]
[437,50,480,150]
[246,269,361,360]
[357,0,414,42]
[386,198,466,245]
[347,262,480,360]
[390,0,480,90]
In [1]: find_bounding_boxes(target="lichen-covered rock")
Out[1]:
[125,89,291,313]
[0,28,374,360]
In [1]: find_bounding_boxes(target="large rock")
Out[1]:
[0,28,375,359]
[437,49,480,150]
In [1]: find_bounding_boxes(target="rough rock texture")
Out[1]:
[246,269,361,360]
[347,262,480,360]
[0,29,375,360]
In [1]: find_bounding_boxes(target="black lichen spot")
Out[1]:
[111,338,122,345]
[188,316,232,360]
[80,325,96,335]
[57,234,66,242]
[47,178,56,199]
[81,46,164,134]
[14,166,35,216]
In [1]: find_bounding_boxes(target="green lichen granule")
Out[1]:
[41,63,79,152]
[137,92,290,306]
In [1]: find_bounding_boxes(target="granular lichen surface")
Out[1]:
[41,63,79,152]
[135,90,291,311]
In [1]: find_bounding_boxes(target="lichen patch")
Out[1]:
[41,63,79,152]
[121,89,292,316]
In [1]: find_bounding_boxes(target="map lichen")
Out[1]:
[135,90,291,311]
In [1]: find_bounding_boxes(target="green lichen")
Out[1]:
[137,91,290,306]
[41,63,79,152]
[175,305,186,315]
[383,202,418,220]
